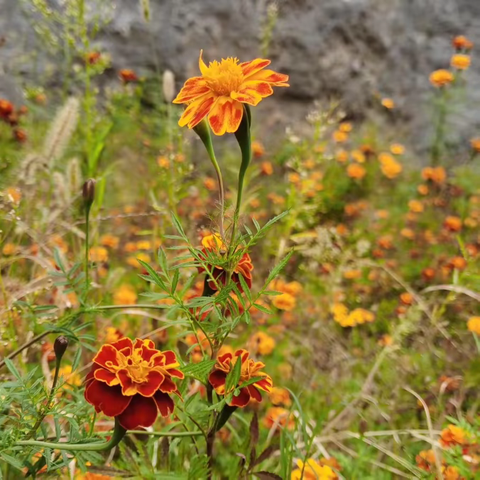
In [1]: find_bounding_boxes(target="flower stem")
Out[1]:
[193,121,225,239]
[0,331,51,370]
[18,418,127,452]
[85,207,90,293]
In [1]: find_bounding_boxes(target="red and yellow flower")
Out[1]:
[198,234,253,292]
[208,349,272,407]
[173,50,289,135]
[85,338,184,430]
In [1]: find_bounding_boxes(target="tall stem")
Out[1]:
[85,207,90,293]
[193,121,225,239]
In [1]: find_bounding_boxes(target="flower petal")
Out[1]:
[208,97,243,136]
[255,375,273,393]
[136,370,165,397]
[198,49,209,76]
[173,77,210,104]
[154,391,175,417]
[158,375,176,393]
[248,384,263,402]
[94,367,120,386]
[117,395,158,429]
[117,368,138,396]
[230,387,251,408]
[110,337,133,353]
[208,370,227,394]
[85,379,131,417]
[246,69,289,86]
[178,94,216,129]
[231,81,274,106]
[92,344,120,370]
[241,58,271,78]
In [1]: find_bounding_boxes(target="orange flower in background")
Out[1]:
[173,50,289,135]
[272,292,296,311]
[113,284,137,305]
[347,163,366,180]
[85,338,184,429]
[252,140,265,157]
[248,331,276,355]
[443,216,462,232]
[261,161,273,175]
[263,407,295,430]
[208,349,272,407]
[430,69,454,87]
[453,35,473,51]
[440,424,469,447]
[119,69,138,83]
[467,316,480,335]
[291,459,338,480]
[381,98,395,109]
[269,387,291,406]
[470,137,480,152]
[450,54,471,70]
[198,234,253,292]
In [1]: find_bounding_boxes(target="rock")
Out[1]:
[1,0,479,154]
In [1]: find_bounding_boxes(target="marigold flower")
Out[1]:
[332,130,348,143]
[248,331,276,355]
[418,184,429,195]
[470,137,480,152]
[119,69,138,83]
[347,163,366,180]
[198,234,253,293]
[0,99,14,119]
[89,246,109,263]
[408,200,424,213]
[443,216,462,232]
[339,122,352,133]
[263,406,295,430]
[430,69,454,87]
[453,35,473,51]
[381,98,395,109]
[351,149,366,163]
[390,143,405,155]
[450,54,471,70]
[2,243,18,256]
[272,292,296,311]
[252,140,265,157]
[260,161,273,175]
[113,284,137,305]
[291,459,337,480]
[56,365,82,388]
[467,316,480,335]
[335,149,349,163]
[157,156,170,168]
[100,234,119,249]
[204,177,216,190]
[173,50,289,135]
[440,424,469,447]
[422,166,447,184]
[378,152,402,179]
[208,349,272,407]
[269,387,291,406]
[85,338,184,430]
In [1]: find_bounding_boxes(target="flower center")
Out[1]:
[120,349,151,383]
[204,58,244,96]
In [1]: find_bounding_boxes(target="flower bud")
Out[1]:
[163,69,175,103]
[54,335,69,361]
[82,178,96,209]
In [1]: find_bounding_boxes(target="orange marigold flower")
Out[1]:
[260,161,273,175]
[335,149,349,163]
[421,166,447,184]
[378,152,402,179]
[119,69,138,83]
[208,349,272,407]
[100,234,119,249]
[252,140,265,157]
[86,51,101,65]
[291,459,338,480]
[390,143,405,155]
[0,99,14,119]
[157,156,170,168]
[88,246,109,263]
[339,122,352,133]
[204,177,216,190]
[418,184,429,195]
[272,292,296,311]
[173,50,289,135]
[351,149,366,163]
[440,424,469,448]
[467,316,480,335]
[198,234,253,292]
[416,449,437,471]
[430,69,454,87]
[84,338,184,429]
[381,98,395,109]
[263,406,295,430]
[332,130,348,143]
[408,200,424,213]
[443,216,462,232]
[453,35,473,51]
[470,137,480,152]
[450,54,471,70]
[113,284,137,305]
[248,331,276,355]
[347,163,366,180]
[269,387,291,406]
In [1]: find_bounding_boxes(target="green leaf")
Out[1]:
[137,259,167,290]
[4,359,21,380]
[0,452,25,470]
[264,250,294,287]
[225,355,242,393]
[181,358,216,383]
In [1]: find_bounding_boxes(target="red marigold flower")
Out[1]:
[198,234,253,293]
[208,349,272,408]
[84,337,184,430]
[119,69,138,83]
[0,99,14,120]
[173,50,289,135]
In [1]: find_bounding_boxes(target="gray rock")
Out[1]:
[1,0,479,154]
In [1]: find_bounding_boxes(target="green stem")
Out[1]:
[193,121,225,239]
[0,331,51,370]
[18,418,126,452]
[85,207,90,293]
[125,430,203,437]
[231,105,252,249]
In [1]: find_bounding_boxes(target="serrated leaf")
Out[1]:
[225,355,242,393]
[181,359,216,383]
[4,359,21,380]
[264,250,294,287]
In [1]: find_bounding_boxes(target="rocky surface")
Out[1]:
[1,0,480,152]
